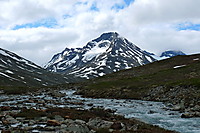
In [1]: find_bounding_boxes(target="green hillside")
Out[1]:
[77,54,200,117]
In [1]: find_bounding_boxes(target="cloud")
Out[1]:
[125,0,200,24]
[0,28,79,65]
[0,0,200,65]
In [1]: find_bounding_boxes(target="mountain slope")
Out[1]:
[45,32,156,79]
[0,48,68,87]
[77,54,200,117]
[78,54,200,96]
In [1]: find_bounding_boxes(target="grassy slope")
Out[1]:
[77,54,200,101]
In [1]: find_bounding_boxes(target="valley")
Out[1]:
[0,32,199,133]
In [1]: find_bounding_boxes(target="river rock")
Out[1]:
[172,103,185,111]
[28,120,36,125]
[38,116,48,122]
[16,117,25,122]
[5,115,19,124]
[181,113,194,118]
[110,122,123,130]
[192,105,200,111]
[64,123,90,133]
[0,115,5,119]
[23,126,34,131]
[51,91,66,97]
[54,115,64,122]
[87,117,113,129]
[47,120,61,126]
[148,110,157,114]
[75,119,86,124]
[63,119,74,125]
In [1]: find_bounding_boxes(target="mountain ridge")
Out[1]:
[0,47,69,87]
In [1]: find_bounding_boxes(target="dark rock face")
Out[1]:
[45,32,156,79]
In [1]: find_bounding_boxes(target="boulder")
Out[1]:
[87,117,113,129]
[192,105,200,111]
[63,119,74,125]
[172,103,184,111]
[181,113,194,118]
[5,115,19,124]
[54,115,64,122]
[47,120,61,126]
[181,112,200,118]
[75,119,86,124]
[110,122,123,130]
[65,123,90,133]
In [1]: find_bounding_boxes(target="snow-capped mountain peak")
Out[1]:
[160,50,186,58]
[45,32,156,79]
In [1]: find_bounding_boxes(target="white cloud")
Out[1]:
[0,0,200,65]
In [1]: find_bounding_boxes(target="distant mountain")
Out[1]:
[0,48,68,87]
[160,50,186,58]
[45,32,156,79]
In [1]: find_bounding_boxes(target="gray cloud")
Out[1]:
[0,0,200,65]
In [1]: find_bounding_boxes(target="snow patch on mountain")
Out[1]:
[173,65,186,69]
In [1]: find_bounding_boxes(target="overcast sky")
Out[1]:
[0,0,200,65]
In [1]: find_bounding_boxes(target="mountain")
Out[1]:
[160,50,186,58]
[45,32,156,79]
[0,48,69,87]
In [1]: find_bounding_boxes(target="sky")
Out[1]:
[0,0,200,65]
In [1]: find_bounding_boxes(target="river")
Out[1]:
[0,89,200,133]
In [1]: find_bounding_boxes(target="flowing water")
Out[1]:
[0,89,199,133]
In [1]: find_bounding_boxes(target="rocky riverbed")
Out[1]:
[0,88,199,133]
[2,107,165,133]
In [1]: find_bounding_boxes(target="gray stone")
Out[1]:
[5,115,19,124]
[181,113,194,118]
[54,115,64,122]
[63,119,75,125]
[75,119,86,124]
[87,117,113,129]
[28,120,36,125]
[192,105,200,111]
[16,117,25,122]
[172,103,185,111]
[61,124,68,128]
[65,123,90,133]
[23,126,34,130]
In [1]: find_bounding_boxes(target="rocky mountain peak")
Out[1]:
[45,32,156,79]
[93,32,119,42]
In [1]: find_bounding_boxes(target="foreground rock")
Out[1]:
[0,107,177,133]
